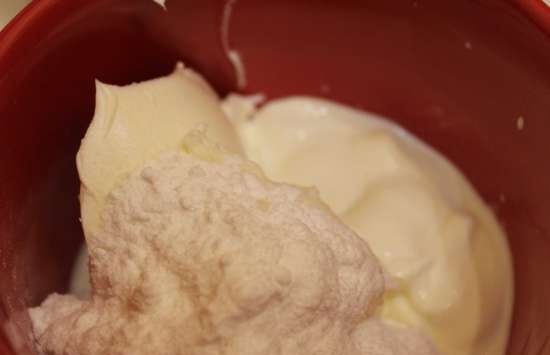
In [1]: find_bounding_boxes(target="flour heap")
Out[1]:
[29,134,438,355]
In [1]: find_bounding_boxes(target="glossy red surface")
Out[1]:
[0,0,549,354]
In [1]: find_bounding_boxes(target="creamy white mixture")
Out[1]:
[223,96,514,355]
[30,65,512,355]
[31,133,440,355]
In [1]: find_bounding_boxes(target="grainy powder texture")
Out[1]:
[29,142,439,355]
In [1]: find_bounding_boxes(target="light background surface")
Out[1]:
[0,0,30,29]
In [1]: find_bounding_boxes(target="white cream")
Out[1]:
[224,96,513,355]
[152,0,166,9]
[65,71,513,355]
[76,64,241,241]
[221,0,247,88]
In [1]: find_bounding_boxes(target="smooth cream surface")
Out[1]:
[224,96,513,355]
[76,64,241,242]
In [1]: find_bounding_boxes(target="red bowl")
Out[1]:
[1,0,550,354]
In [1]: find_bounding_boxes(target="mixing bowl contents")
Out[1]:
[224,96,514,355]
[30,132,440,355]
[29,64,512,355]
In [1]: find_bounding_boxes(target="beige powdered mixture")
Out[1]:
[29,137,439,355]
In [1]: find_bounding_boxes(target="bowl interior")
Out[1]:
[1,0,550,354]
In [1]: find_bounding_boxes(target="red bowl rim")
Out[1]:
[1,0,550,57]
